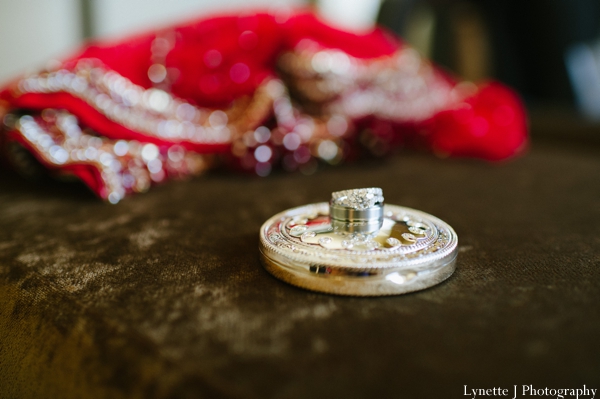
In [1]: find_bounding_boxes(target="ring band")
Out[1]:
[330,188,384,234]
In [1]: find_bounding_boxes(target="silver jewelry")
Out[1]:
[329,188,384,234]
[259,187,458,296]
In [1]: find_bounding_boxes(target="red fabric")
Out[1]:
[427,83,528,160]
[63,12,400,107]
[0,9,528,201]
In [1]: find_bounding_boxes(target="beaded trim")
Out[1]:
[8,110,210,203]
[278,42,473,122]
[13,58,259,145]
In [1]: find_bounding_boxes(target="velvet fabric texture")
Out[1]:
[1,132,598,398]
[0,11,527,203]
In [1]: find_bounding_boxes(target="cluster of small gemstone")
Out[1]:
[230,79,351,177]
[272,222,449,263]
[331,188,384,210]
[10,110,209,203]
[148,32,179,91]
[15,59,232,145]
[278,42,468,123]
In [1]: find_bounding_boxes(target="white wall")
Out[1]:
[0,0,82,83]
[91,0,305,39]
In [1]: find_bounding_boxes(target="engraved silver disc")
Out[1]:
[259,189,458,296]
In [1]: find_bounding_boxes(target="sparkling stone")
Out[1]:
[152,37,172,57]
[409,226,427,235]
[107,192,121,204]
[317,140,338,161]
[167,145,185,163]
[148,64,167,83]
[301,231,316,240]
[341,240,353,249]
[254,126,271,143]
[141,143,159,161]
[290,225,307,236]
[365,241,380,250]
[208,110,228,129]
[402,233,417,243]
[283,132,301,151]
[147,89,170,112]
[254,145,272,162]
[331,188,383,210]
[386,237,401,247]
[84,147,98,160]
[312,51,332,74]
[319,237,332,245]
[147,159,162,173]
[114,140,129,156]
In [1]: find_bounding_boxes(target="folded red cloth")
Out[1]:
[0,10,527,203]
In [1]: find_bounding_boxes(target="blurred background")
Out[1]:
[1,0,600,132]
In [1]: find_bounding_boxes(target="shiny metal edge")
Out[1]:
[329,204,384,222]
[259,202,458,270]
[260,246,457,296]
[258,201,459,296]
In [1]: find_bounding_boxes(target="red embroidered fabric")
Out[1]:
[0,10,527,203]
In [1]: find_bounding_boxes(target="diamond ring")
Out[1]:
[330,188,384,234]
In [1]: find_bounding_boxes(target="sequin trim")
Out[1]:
[278,43,471,122]
[9,110,211,203]
[14,59,238,145]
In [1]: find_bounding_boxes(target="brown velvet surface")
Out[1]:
[1,137,599,398]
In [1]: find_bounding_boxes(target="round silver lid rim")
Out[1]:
[260,247,457,296]
[260,243,458,274]
[259,202,458,270]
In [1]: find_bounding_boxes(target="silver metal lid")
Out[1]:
[259,188,458,296]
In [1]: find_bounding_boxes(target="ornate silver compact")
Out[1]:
[259,188,458,296]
